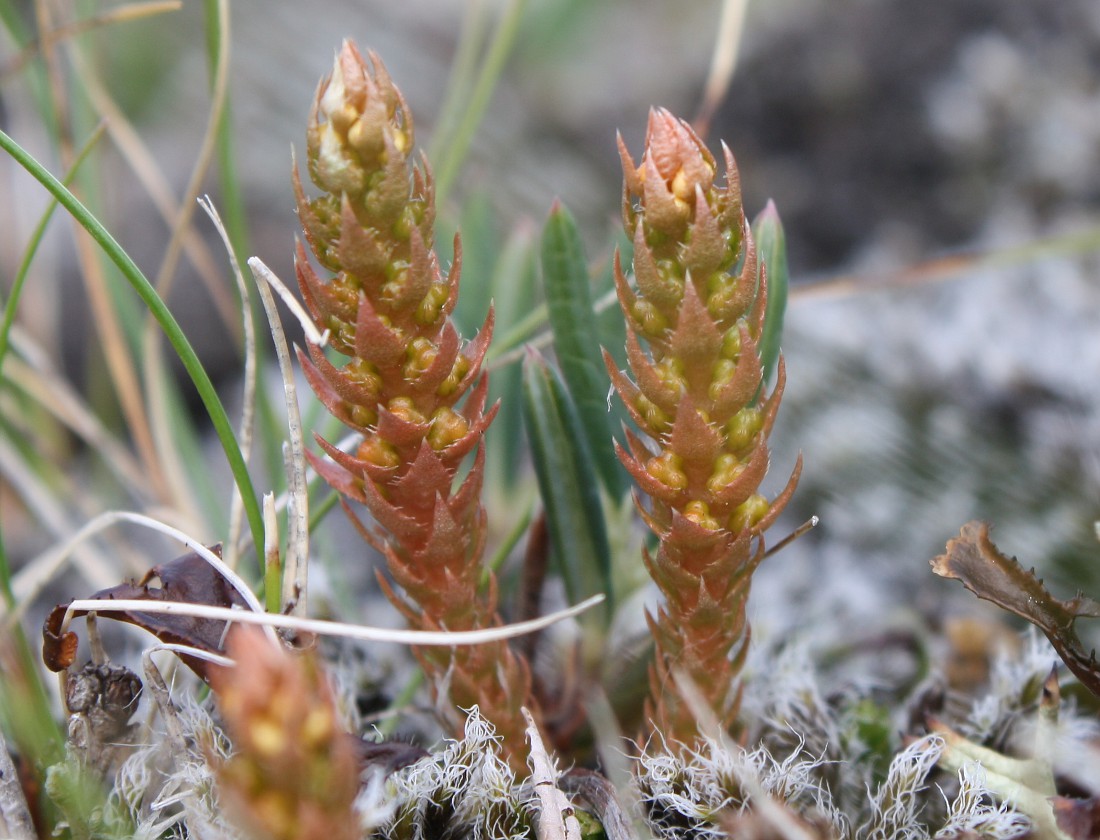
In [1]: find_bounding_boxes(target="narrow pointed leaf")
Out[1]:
[541,203,627,498]
[751,200,789,387]
[485,227,538,492]
[522,353,613,625]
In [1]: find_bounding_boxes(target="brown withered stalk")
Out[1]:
[607,109,801,746]
[292,41,533,767]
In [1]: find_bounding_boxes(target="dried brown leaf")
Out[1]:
[1053,796,1100,840]
[43,546,246,681]
[931,521,1100,699]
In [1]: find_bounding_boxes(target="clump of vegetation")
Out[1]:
[1,5,1099,840]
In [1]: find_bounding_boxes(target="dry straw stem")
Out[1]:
[250,259,311,614]
[199,196,258,572]
[62,593,604,649]
[1,333,148,494]
[30,0,166,504]
[1,1,181,78]
[693,0,748,140]
[610,109,800,745]
[139,0,233,536]
[293,40,534,765]
[524,707,582,840]
[0,724,35,840]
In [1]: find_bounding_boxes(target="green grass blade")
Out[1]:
[521,352,613,627]
[751,199,789,387]
[0,128,266,574]
[541,203,627,498]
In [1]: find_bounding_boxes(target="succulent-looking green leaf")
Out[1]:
[485,226,538,492]
[931,712,1067,840]
[751,200,789,387]
[541,202,627,499]
[522,353,613,625]
[932,520,1100,699]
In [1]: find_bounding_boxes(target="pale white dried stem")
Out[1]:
[96,511,261,613]
[0,725,35,840]
[198,196,257,573]
[85,611,106,665]
[249,257,311,615]
[525,707,581,840]
[267,429,358,516]
[248,257,330,347]
[63,593,605,648]
[263,492,280,584]
[147,644,234,671]
[2,510,271,642]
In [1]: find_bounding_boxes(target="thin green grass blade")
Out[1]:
[541,203,627,498]
[521,352,612,627]
[0,128,266,573]
[487,300,548,363]
[751,199,789,387]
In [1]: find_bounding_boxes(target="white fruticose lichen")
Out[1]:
[934,762,1031,839]
[861,735,945,840]
[382,707,533,840]
[961,628,1058,744]
[112,697,241,840]
[637,735,843,839]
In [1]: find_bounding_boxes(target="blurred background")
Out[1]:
[2,0,1100,646]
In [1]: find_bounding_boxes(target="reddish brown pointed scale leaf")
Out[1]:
[297,348,372,433]
[752,453,802,536]
[337,193,390,283]
[683,184,726,278]
[296,243,355,326]
[306,447,368,502]
[666,280,725,377]
[354,292,407,367]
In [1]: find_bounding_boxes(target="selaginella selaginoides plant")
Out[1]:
[607,109,801,746]
[292,41,533,766]
[209,627,360,840]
